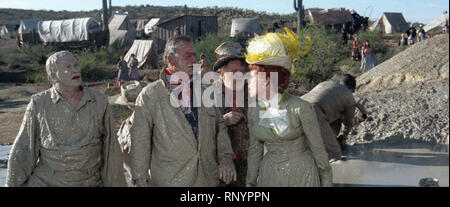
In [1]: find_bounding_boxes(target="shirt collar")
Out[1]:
[50,86,94,104]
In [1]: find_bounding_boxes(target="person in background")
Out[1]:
[418,25,426,42]
[399,33,408,47]
[360,40,377,70]
[116,55,129,86]
[115,81,144,186]
[407,25,417,45]
[351,36,361,61]
[301,75,365,161]
[128,54,140,81]
[341,24,348,45]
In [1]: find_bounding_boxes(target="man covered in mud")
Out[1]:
[6,51,126,187]
[301,74,366,161]
[127,36,236,187]
[213,42,249,186]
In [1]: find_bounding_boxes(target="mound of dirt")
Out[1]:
[348,35,449,148]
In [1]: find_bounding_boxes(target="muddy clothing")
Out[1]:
[246,93,332,187]
[301,81,356,159]
[128,69,234,187]
[218,87,249,186]
[6,87,126,187]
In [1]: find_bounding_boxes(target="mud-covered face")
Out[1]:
[174,42,196,75]
[54,56,82,88]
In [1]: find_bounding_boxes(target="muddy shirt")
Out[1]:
[6,87,126,187]
[301,81,356,138]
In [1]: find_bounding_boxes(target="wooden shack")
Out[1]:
[156,15,217,52]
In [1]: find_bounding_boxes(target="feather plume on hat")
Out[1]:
[245,27,312,70]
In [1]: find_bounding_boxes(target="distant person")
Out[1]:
[15,35,22,49]
[174,26,182,37]
[407,25,417,45]
[377,22,383,34]
[399,33,408,47]
[444,21,449,34]
[128,54,140,81]
[116,55,129,86]
[359,23,365,33]
[417,25,426,42]
[301,75,367,161]
[352,36,361,61]
[360,40,377,70]
[341,24,348,44]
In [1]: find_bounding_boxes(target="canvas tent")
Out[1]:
[424,13,449,32]
[135,19,148,37]
[230,18,263,37]
[307,8,354,26]
[0,25,9,39]
[18,19,42,44]
[124,40,157,69]
[37,18,101,43]
[369,13,409,34]
[144,18,160,35]
[109,14,136,47]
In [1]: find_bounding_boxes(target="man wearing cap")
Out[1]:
[127,36,236,187]
[213,42,249,186]
[6,51,126,187]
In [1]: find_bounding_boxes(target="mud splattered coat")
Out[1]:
[128,70,234,187]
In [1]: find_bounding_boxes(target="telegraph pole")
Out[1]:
[102,0,109,46]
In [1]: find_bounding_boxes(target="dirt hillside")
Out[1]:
[348,34,449,148]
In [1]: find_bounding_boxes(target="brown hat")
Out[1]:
[115,81,143,106]
[213,55,247,72]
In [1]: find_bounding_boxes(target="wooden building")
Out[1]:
[156,15,217,52]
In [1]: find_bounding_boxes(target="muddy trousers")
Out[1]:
[314,106,343,160]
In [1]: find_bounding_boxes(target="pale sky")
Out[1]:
[0,0,448,24]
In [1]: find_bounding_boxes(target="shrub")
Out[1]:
[194,33,233,68]
[75,52,116,81]
[292,25,348,89]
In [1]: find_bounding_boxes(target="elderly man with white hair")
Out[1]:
[128,36,236,187]
[6,51,126,187]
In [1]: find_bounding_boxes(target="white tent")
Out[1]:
[37,18,101,43]
[109,14,136,46]
[424,13,449,32]
[18,19,41,34]
[144,18,160,35]
[124,40,157,69]
[230,18,263,37]
[0,25,9,39]
[369,13,409,34]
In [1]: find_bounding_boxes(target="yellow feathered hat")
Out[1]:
[245,27,312,70]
